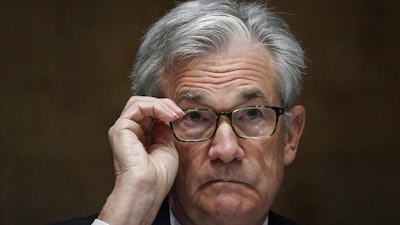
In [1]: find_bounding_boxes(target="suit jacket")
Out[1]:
[51,200,297,225]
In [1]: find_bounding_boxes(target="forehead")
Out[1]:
[164,44,279,108]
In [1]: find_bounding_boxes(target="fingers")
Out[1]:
[110,96,183,144]
[121,96,184,123]
[108,117,145,148]
[150,120,175,148]
[116,96,184,144]
[148,121,179,187]
[108,96,183,175]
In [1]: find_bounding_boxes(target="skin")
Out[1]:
[98,43,305,225]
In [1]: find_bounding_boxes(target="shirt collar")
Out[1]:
[169,210,269,225]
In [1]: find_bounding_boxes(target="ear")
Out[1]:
[283,105,306,165]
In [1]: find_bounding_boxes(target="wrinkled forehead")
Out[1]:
[162,41,275,80]
[161,36,260,75]
[162,43,280,107]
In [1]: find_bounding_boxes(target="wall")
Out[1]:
[1,0,399,224]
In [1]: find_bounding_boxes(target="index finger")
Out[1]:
[121,96,184,123]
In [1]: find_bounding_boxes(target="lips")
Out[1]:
[208,179,245,184]
[201,178,251,189]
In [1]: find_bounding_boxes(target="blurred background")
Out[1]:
[1,0,399,224]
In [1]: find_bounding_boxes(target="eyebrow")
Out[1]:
[239,89,267,101]
[176,89,267,105]
[176,91,204,104]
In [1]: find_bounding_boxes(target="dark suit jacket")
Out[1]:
[51,200,297,225]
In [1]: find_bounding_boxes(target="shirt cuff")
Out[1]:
[91,219,109,225]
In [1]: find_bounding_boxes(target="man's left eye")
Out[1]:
[245,108,261,120]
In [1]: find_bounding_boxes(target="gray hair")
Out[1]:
[131,0,305,128]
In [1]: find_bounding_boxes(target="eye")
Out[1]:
[185,111,202,123]
[245,108,262,120]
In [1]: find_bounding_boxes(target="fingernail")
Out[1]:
[172,112,179,119]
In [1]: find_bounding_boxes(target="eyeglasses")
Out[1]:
[170,105,284,142]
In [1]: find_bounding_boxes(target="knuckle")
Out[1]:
[125,96,139,107]
[108,126,115,137]
[161,97,174,104]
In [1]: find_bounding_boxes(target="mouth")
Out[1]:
[203,179,249,188]
[209,179,242,183]
[198,179,253,198]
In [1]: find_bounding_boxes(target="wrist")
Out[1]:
[98,176,167,225]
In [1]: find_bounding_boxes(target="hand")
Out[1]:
[110,96,183,187]
[98,96,184,225]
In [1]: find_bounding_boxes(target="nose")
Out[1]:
[208,119,244,163]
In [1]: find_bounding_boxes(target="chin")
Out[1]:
[198,196,267,225]
[200,192,260,218]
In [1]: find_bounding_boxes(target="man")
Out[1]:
[54,0,306,224]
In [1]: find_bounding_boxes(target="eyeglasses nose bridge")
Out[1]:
[215,111,234,124]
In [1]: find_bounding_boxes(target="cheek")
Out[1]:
[173,142,209,191]
[243,139,285,196]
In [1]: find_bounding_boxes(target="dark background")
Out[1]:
[1,0,399,224]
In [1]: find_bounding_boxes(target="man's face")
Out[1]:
[165,44,300,225]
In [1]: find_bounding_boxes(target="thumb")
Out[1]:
[148,121,179,187]
[150,120,175,148]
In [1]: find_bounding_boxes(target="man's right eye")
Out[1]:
[184,111,202,123]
